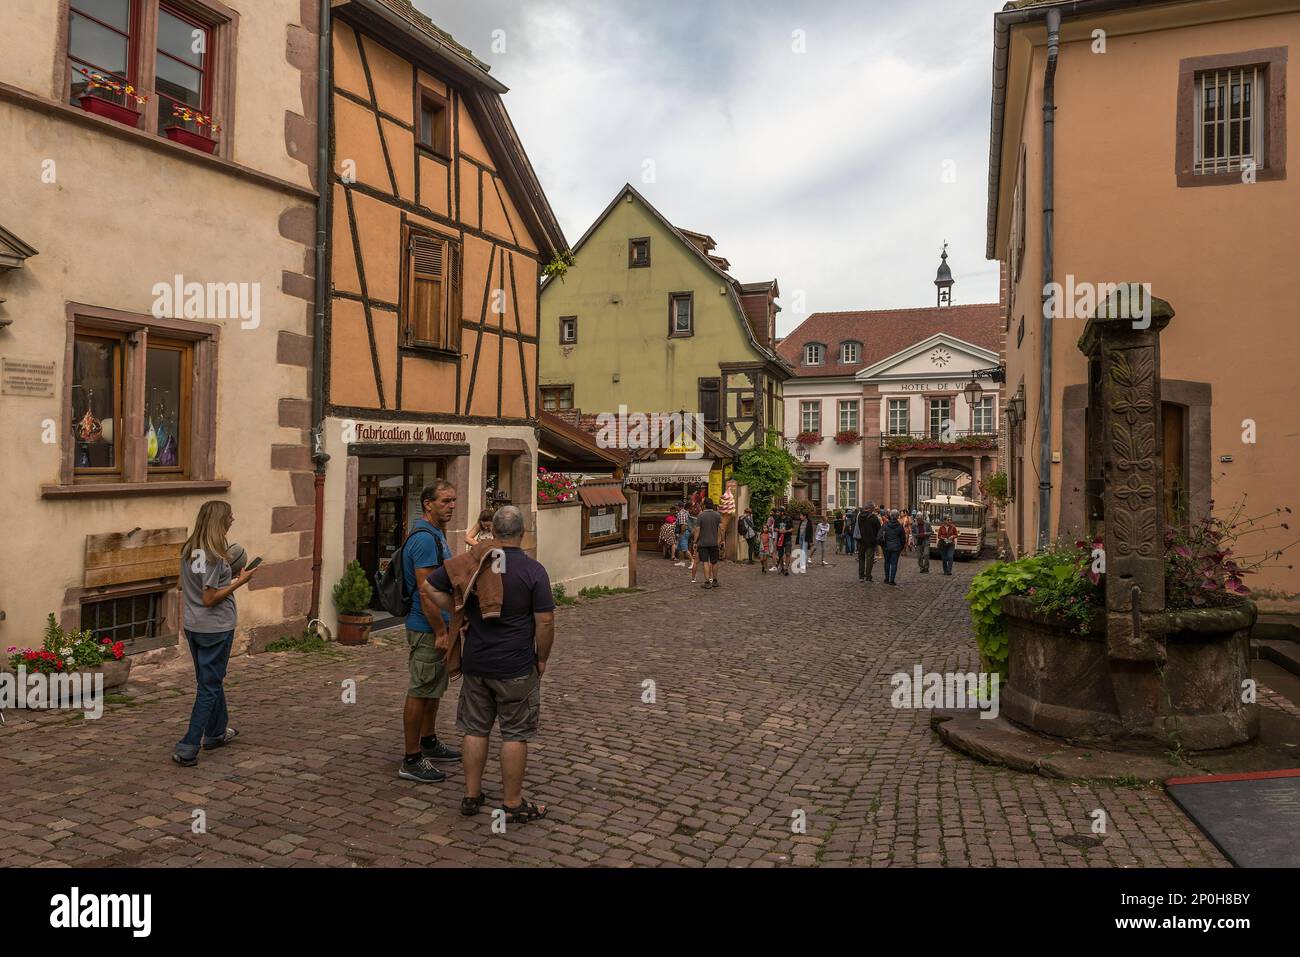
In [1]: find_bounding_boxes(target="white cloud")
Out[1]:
[416,0,1007,334]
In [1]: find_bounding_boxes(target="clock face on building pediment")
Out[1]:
[854,335,1001,383]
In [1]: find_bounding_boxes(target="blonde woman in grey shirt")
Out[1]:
[173,500,257,767]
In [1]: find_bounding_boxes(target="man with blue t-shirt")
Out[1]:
[398,479,462,783]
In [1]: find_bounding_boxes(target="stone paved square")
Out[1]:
[0,556,1231,868]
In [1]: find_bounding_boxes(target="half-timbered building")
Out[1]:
[318,0,567,620]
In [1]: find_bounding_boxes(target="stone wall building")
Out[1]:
[0,0,320,655]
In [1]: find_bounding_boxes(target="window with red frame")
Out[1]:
[154,4,210,130]
[68,0,137,104]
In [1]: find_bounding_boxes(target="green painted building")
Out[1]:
[539,184,790,450]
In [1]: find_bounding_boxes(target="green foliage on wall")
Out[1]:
[732,429,800,526]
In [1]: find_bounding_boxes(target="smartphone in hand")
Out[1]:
[244,556,263,572]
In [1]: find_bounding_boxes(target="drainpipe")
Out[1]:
[1036,7,1061,552]
[309,0,332,620]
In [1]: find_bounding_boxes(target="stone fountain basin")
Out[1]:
[1000,595,1259,751]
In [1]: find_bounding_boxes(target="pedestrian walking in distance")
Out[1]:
[759,516,774,573]
[878,508,906,585]
[915,511,932,574]
[815,514,831,566]
[774,507,795,575]
[833,510,845,555]
[937,514,959,575]
[659,512,680,560]
[425,506,555,824]
[739,508,759,564]
[173,500,256,767]
[693,497,724,588]
[857,501,882,582]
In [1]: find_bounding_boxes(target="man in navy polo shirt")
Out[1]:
[426,506,556,823]
[398,479,462,783]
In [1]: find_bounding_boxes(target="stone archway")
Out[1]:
[905,459,976,509]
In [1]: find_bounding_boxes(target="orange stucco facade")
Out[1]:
[991,0,1300,604]
[316,6,564,630]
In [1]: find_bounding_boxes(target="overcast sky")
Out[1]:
[417,0,1008,336]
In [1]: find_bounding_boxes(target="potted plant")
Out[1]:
[75,68,148,128]
[795,430,822,446]
[332,560,373,646]
[834,429,861,445]
[163,103,222,154]
[4,614,130,708]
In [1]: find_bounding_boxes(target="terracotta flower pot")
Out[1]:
[337,613,373,646]
[78,94,142,128]
[163,125,218,154]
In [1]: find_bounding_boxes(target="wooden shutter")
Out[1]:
[407,234,462,352]
[409,233,445,347]
[699,377,721,432]
[448,241,462,352]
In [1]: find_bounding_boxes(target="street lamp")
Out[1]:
[963,378,983,432]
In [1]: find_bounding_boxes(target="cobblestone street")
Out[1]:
[0,553,1228,868]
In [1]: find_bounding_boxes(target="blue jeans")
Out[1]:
[883,549,901,583]
[845,534,856,554]
[941,543,956,574]
[176,629,234,758]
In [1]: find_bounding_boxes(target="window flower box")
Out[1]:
[834,429,862,445]
[537,467,578,505]
[164,104,222,154]
[795,431,822,446]
[75,70,148,129]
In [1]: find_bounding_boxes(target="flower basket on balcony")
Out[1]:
[537,467,578,505]
[834,429,861,445]
[883,433,999,453]
[795,430,822,446]
[163,104,222,154]
[76,69,147,128]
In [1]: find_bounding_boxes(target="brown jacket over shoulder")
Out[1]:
[429,540,504,678]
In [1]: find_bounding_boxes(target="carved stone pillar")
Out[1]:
[1078,291,1174,732]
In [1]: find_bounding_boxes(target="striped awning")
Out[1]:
[627,459,714,487]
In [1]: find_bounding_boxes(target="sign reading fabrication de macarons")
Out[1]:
[346,421,467,444]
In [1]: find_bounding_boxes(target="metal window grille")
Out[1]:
[1195,67,1261,174]
[81,593,163,648]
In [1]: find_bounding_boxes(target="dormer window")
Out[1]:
[804,343,824,366]
[840,342,860,364]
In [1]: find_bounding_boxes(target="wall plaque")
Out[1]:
[1,357,56,397]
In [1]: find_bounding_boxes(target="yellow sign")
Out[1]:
[665,435,700,454]
[709,469,723,503]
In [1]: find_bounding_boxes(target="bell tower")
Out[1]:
[934,242,954,307]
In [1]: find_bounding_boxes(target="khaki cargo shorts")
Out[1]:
[406,629,449,699]
[456,670,541,742]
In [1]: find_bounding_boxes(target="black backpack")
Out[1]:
[373,527,444,618]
